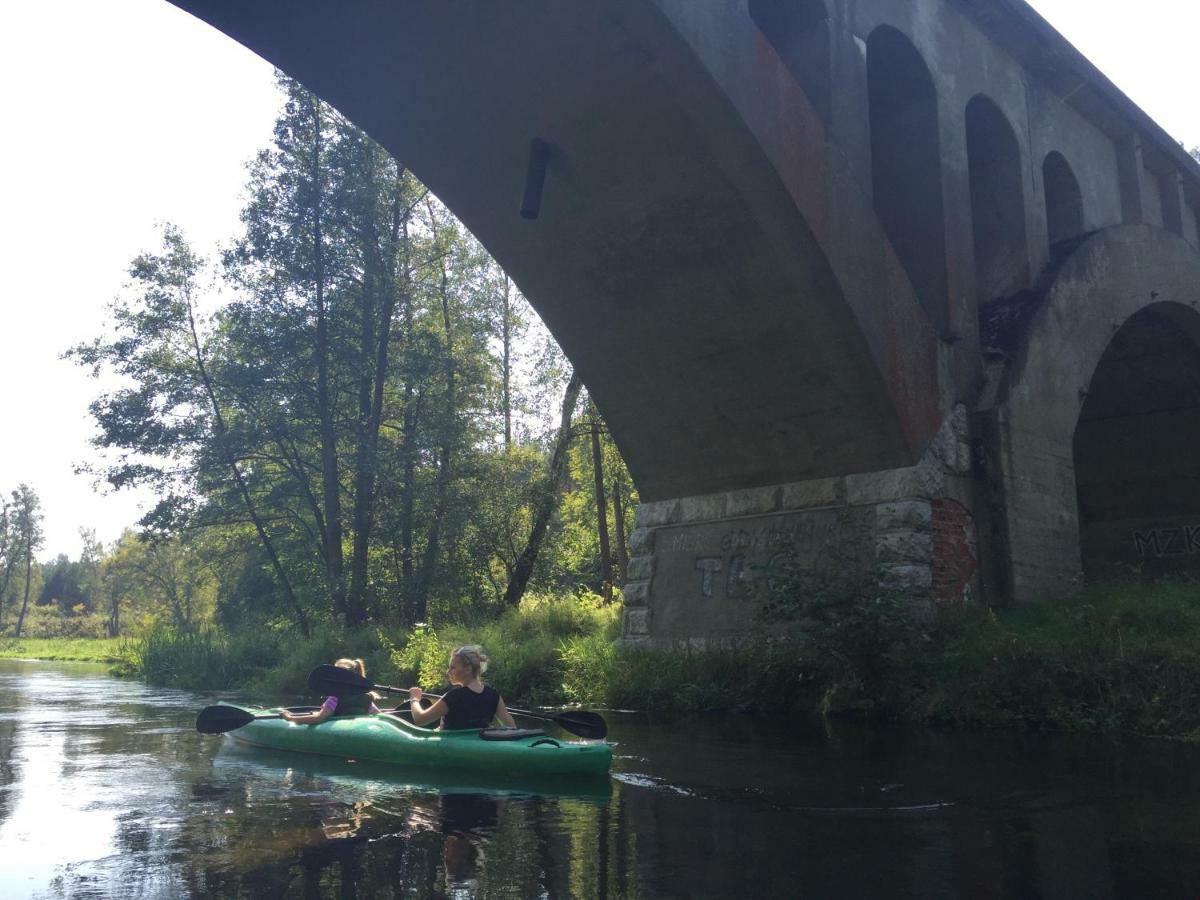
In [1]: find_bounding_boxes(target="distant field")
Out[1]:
[0,637,126,663]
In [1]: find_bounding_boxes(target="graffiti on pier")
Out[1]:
[1132,525,1200,558]
[657,510,870,603]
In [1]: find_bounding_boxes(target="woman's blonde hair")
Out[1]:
[451,645,488,677]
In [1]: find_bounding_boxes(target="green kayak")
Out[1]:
[220,703,613,777]
[214,740,613,802]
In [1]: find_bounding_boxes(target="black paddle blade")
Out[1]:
[552,710,608,740]
[307,664,372,695]
[195,705,256,734]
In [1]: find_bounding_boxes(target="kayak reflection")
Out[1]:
[208,740,607,897]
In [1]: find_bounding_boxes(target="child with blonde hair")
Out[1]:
[282,658,380,724]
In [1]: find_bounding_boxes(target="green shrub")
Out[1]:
[753,530,926,716]
[390,591,621,705]
[1,604,110,640]
[125,622,399,696]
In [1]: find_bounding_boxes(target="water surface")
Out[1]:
[2,658,1200,897]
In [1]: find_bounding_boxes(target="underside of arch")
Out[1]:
[169,0,910,500]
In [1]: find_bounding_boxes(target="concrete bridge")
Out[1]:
[171,0,1200,644]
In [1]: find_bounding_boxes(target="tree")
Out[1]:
[12,485,44,637]
[38,554,89,614]
[588,401,614,603]
[0,497,17,628]
[67,77,640,634]
[100,531,217,634]
[504,371,583,607]
[67,225,309,635]
[78,529,104,616]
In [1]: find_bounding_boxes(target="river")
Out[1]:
[2,658,1200,898]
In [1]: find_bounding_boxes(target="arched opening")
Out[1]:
[748,0,832,124]
[1074,304,1200,581]
[1043,151,1084,251]
[966,95,1028,304]
[867,26,947,332]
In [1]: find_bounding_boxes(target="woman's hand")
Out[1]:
[408,687,423,703]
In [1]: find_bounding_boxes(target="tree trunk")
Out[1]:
[14,539,33,638]
[400,400,418,586]
[0,549,15,630]
[502,277,512,449]
[0,507,12,629]
[397,231,418,616]
[413,239,456,621]
[591,415,613,603]
[612,472,629,587]
[347,167,406,625]
[107,587,120,637]
[504,372,583,607]
[309,95,346,622]
[184,280,310,636]
[347,261,377,625]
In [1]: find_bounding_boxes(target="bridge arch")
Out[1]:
[981,226,1200,600]
[748,0,831,125]
[965,95,1028,304]
[866,25,948,333]
[1074,302,1200,581]
[1043,151,1085,252]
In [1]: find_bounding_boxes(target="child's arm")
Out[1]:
[281,696,337,724]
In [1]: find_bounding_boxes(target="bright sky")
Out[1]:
[0,0,1197,561]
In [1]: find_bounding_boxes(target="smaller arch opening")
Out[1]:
[1043,151,1084,252]
[966,95,1028,304]
[1074,304,1200,582]
[867,26,947,332]
[749,0,832,124]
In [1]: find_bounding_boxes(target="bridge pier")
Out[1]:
[622,407,977,645]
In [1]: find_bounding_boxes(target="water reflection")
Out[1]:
[191,744,615,897]
[4,659,1200,898]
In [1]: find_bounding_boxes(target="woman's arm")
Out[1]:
[408,688,447,727]
[495,697,517,729]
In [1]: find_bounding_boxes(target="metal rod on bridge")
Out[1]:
[520,138,550,220]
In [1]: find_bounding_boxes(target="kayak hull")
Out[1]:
[221,703,612,777]
[214,740,613,802]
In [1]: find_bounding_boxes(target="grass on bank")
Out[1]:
[116,578,1200,740]
[0,637,126,663]
[910,579,1200,737]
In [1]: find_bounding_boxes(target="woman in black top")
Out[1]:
[409,645,517,730]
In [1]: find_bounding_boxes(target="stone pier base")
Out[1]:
[621,406,979,645]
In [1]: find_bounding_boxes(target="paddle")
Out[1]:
[308,664,608,740]
[195,702,413,735]
[196,704,284,734]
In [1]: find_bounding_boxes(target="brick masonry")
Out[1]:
[931,498,978,605]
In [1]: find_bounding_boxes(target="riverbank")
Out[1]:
[74,579,1200,741]
[0,637,126,663]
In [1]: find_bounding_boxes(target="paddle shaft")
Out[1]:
[371,681,563,725]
